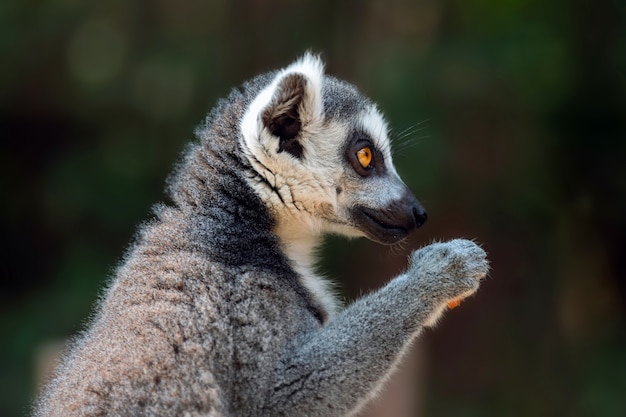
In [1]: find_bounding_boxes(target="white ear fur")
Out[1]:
[241,53,324,153]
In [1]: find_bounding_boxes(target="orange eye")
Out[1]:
[356,147,372,168]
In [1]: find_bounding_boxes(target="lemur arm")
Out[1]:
[266,239,488,416]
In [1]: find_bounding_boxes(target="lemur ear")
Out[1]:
[261,73,308,158]
[240,53,324,160]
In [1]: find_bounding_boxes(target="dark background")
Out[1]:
[2,0,625,416]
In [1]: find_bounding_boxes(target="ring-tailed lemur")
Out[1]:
[34,54,489,417]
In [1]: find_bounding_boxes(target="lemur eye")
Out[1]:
[347,134,382,177]
[356,147,372,168]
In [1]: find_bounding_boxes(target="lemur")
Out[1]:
[34,54,489,417]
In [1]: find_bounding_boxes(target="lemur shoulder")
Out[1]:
[34,54,489,417]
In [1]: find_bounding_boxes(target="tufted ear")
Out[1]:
[241,53,324,159]
[261,73,309,158]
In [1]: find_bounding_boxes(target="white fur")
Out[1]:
[355,106,397,176]
[240,54,342,317]
[241,53,324,153]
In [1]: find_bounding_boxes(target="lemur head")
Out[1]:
[240,54,426,246]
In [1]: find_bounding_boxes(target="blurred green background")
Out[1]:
[2,0,625,416]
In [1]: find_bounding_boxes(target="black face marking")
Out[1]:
[345,131,386,177]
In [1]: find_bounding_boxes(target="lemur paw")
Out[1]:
[409,239,489,305]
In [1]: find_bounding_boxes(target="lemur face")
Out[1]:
[240,54,426,245]
[338,126,427,245]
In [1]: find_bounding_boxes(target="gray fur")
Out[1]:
[321,75,372,120]
[34,55,489,417]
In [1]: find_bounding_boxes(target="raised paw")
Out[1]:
[409,239,489,305]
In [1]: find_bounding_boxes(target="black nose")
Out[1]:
[413,205,427,229]
[401,189,427,231]
[380,190,428,234]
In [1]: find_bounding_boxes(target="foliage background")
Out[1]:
[2,0,625,416]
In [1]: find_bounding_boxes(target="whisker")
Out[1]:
[395,135,431,151]
[394,135,431,157]
[389,239,409,256]
[394,124,420,140]
[390,120,431,156]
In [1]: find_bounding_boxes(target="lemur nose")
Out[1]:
[403,190,427,230]
[413,206,427,229]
